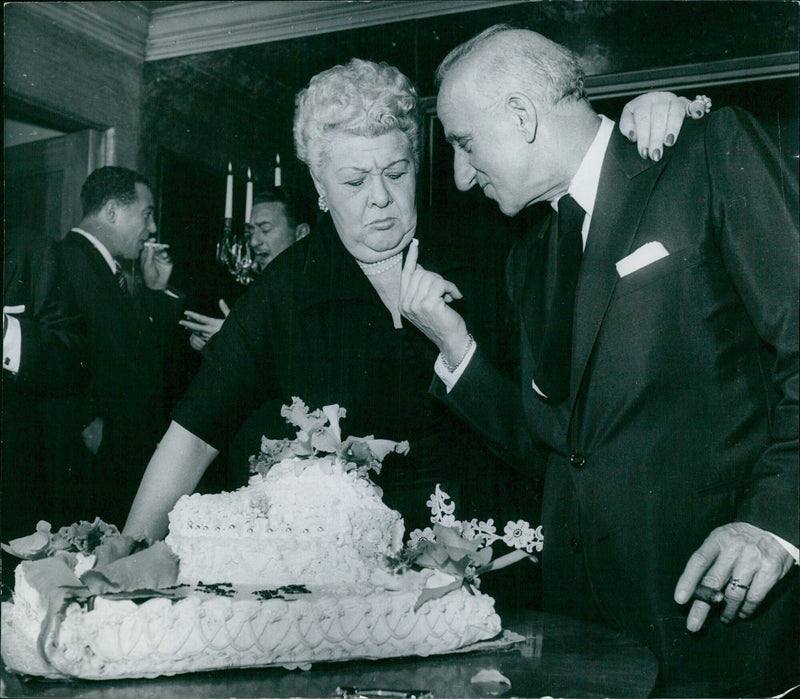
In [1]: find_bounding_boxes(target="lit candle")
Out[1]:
[274,154,281,187]
[245,168,253,224]
[224,161,233,219]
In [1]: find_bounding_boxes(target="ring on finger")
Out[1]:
[686,94,712,119]
[728,577,750,591]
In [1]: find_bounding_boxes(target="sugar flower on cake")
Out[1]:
[1,518,123,561]
[250,397,410,478]
[404,485,543,610]
[425,487,456,527]
[503,520,544,554]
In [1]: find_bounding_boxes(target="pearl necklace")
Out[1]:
[356,252,402,277]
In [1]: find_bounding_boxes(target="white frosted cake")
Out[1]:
[2,554,500,679]
[1,399,540,681]
[166,456,405,588]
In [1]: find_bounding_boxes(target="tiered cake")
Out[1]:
[166,457,405,588]
[0,400,541,681]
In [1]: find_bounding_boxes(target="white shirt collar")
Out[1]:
[552,114,615,218]
[569,114,614,217]
[72,228,117,274]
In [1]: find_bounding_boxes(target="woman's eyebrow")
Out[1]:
[335,158,410,175]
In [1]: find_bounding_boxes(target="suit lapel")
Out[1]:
[569,131,665,406]
[3,237,23,300]
[67,231,143,320]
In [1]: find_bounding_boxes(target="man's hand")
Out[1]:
[619,91,690,161]
[399,239,470,366]
[674,521,795,632]
[179,299,230,351]
[140,240,173,290]
[82,416,104,455]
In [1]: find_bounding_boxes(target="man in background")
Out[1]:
[2,229,87,587]
[53,166,185,529]
[180,186,312,351]
[401,25,798,696]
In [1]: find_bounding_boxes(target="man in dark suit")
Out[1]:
[54,166,184,529]
[2,230,87,587]
[401,25,798,696]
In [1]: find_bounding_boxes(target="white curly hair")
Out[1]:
[293,58,422,177]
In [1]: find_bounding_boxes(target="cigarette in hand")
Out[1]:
[144,241,170,249]
[691,584,725,605]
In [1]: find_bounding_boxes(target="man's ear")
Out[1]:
[295,222,311,241]
[102,199,118,224]
[505,93,538,143]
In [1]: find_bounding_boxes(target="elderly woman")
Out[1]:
[123,58,693,543]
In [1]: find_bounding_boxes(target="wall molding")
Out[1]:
[19,2,150,62]
[421,51,800,112]
[584,51,800,99]
[144,0,527,61]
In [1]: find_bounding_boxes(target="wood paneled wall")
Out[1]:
[139,1,798,186]
[4,4,143,169]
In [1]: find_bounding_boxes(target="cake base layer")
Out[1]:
[2,570,501,680]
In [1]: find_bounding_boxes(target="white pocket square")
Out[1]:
[3,305,26,315]
[615,242,669,278]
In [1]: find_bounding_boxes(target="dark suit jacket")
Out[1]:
[3,230,86,395]
[2,230,87,553]
[52,230,185,527]
[440,108,799,696]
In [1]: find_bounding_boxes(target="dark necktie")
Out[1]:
[114,262,128,294]
[532,194,585,403]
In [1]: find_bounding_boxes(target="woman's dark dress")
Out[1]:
[172,214,514,532]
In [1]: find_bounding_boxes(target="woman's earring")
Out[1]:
[318,194,329,213]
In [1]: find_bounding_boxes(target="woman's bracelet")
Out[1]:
[441,333,474,373]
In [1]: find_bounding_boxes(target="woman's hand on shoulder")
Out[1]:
[620,91,692,162]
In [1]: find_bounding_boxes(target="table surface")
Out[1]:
[1,608,657,698]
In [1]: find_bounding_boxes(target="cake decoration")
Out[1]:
[250,396,410,480]
[1,398,539,680]
[401,484,543,610]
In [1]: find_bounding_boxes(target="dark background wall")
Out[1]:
[142,1,798,184]
[4,5,143,168]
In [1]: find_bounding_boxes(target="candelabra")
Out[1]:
[216,157,281,285]
[216,219,256,285]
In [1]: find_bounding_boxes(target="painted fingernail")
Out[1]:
[628,131,636,142]
[665,134,675,146]
[640,147,648,160]
[652,149,661,162]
